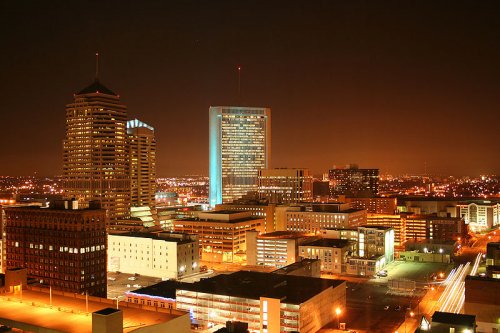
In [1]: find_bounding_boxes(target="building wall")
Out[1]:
[5,206,107,297]
[344,197,396,214]
[209,106,271,206]
[299,282,346,333]
[285,210,367,233]
[299,244,351,274]
[247,231,302,268]
[173,218,263,262]
[258,168,313,204]
[459,202,500,232]
[328,166,379,198]
[107,234,199,279]
[215,203,277,233]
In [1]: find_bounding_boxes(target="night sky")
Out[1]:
[1,1,499,177]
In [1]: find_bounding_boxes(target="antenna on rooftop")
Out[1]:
[95,52,99,80]
[237,65,241,100]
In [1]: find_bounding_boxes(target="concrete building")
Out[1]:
[400,240,456,263]
[272,259,321,278]
[174,211,263,262]
[464,276,500,332]
[343,196,397,214]
[399,197,459,217]
[321,226,395,275]
[328,164,379,198]
[258,168,313,204]
[4,200,107,297]
[175,271,346,333]
[458,200,500,232]
[108,232,199,280]
[299,239,354,274]
[0,286,191,333]
[209,106,271,206]
[284,203,367,233]
[430,311,476,333]
[246,231,314,268]
[127,119,156,208]
[215,201,277,233]
[486,242,500,279]
[63,79,131,221]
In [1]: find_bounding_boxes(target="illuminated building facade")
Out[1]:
[108,232,199,280]
[328,164,379,198]
[209,106,271,206]
[175,271,346,333]
[458,200,500,232]
[173,211,263,262]
[343,196,397,214]
[63,80,130,221]
[4,201,107,297]
[258,168,313,204]
[127,119,156,208]
[299,239,354,274]
[246,230,313,267]
[215,201,277,233]
[284,204,367,233]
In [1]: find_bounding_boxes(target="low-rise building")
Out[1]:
[343,196,397,214]
[430,311,476,333]
[108,232,199,280]
[486,242,500,279]
[272,258,321,278]
[175,271,346,333]
[458,200,500,232]
[215,201,277,233]
[246,230,314,268]
[464,276,500,332]
[174,210,263,262]
[284,203,367,233]
[299,239,354,274]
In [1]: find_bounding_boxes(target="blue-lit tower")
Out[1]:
[209,106,271,206]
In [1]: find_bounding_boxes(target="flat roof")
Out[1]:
[176,271,344,305]
[109,232,195,244]
[94,307,121,316]
[179,216,261,224]
[258,231,310,239]
[0,288,184,333]
[129,280,184,300]
[431,311,475,327]
[358,225,394,230]
[302,238,352,248]
[273,259,320,274]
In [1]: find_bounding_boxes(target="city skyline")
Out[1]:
[2,2,500,177]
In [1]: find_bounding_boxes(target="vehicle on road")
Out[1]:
[384,305,390,310]
[128,276,137,281]
[395,305,401,311]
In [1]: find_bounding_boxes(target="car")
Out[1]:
[384,305,390,310]
[128,276,137,281]
[395,305,401,311]
[107,277,116,281]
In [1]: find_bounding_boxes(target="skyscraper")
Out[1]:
[258,168,313,204]
[63,79,131,220]
[127,119,156,208]
[209,106,271,206]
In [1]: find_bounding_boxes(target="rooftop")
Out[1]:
[431,311,475,327]
[257,231,311,239]
[302,238,353,248]
[273,259,320,274]
[109,232,195,244]
[77,79,117,96]
[176,271,344,305]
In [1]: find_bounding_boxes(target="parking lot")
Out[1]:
[107,271,163,299]
[331,260,453,333]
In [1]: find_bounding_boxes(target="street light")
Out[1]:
[335,307,342,328]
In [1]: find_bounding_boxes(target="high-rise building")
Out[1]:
[328,164,379,198]
[4,200,107,297]
[127,119,156,208]
[63,79,130,220]
[209,106,271,206]
[258,168,313,204]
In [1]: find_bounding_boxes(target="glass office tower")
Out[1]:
[209,106,271,206]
